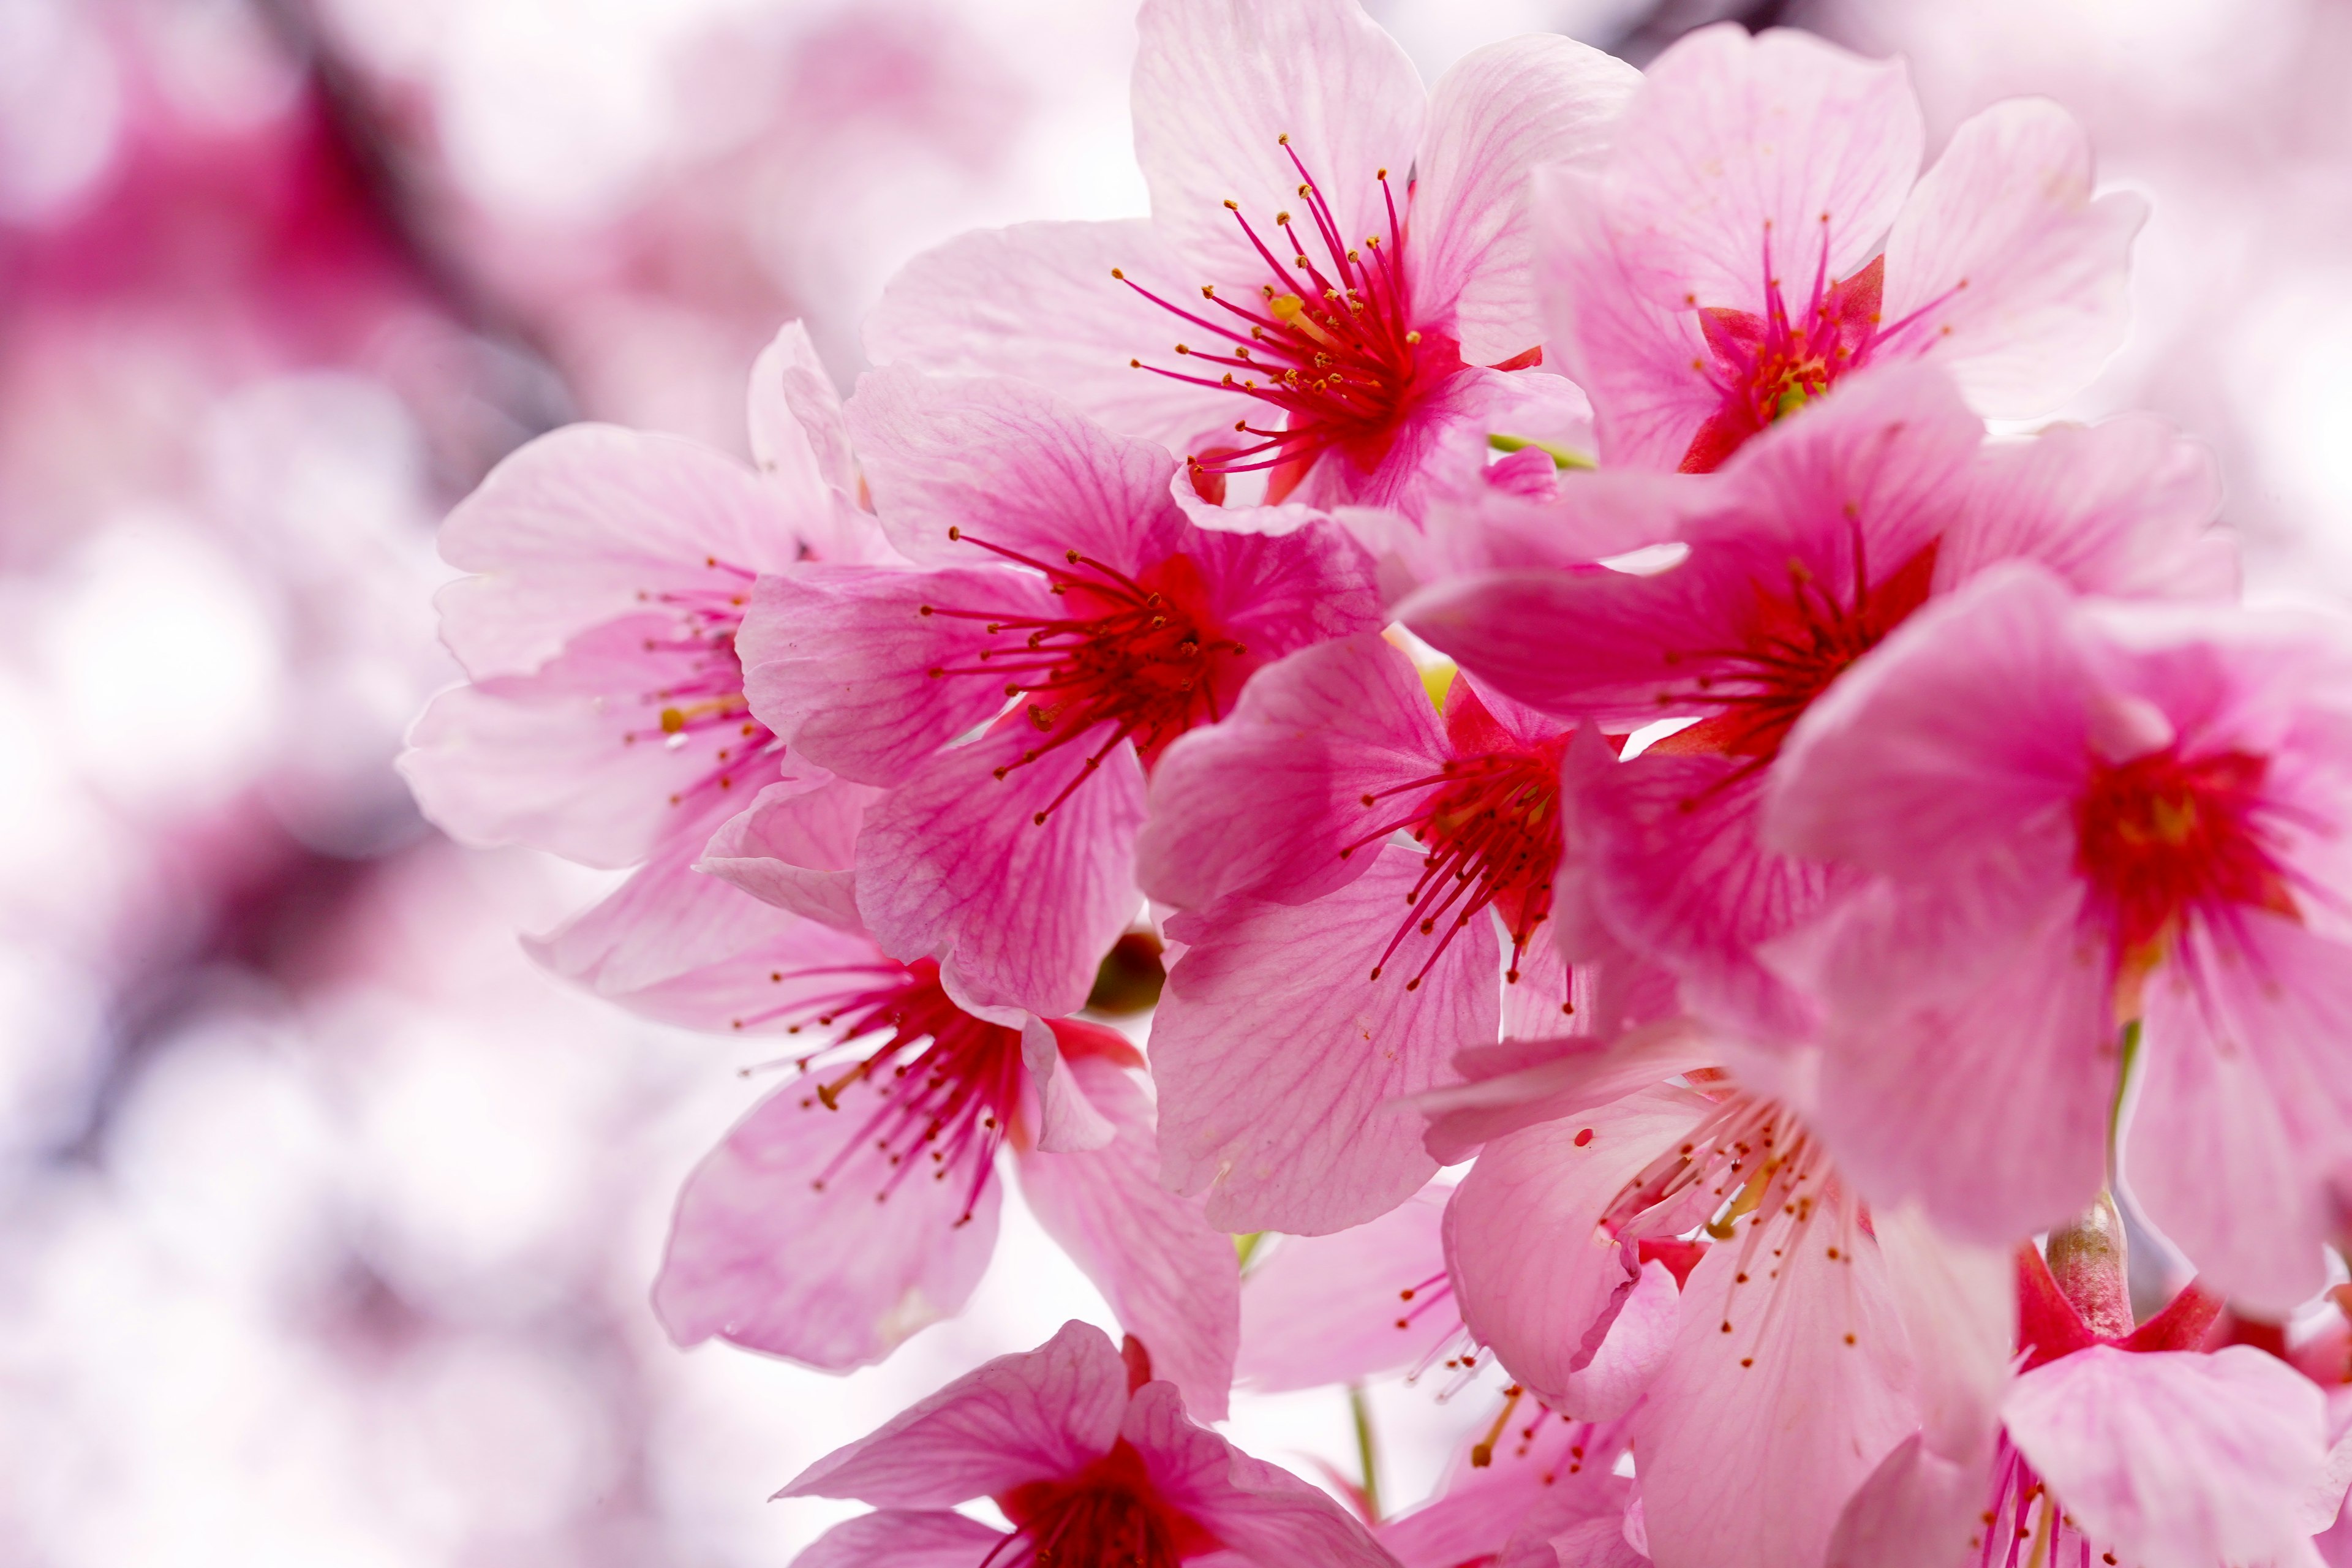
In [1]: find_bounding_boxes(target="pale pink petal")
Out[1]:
[1605,26,1921,309]
[1416,1018,1714,1165]
[788,1510,1009,1568]
[652,1073,1003,1370]
[745,320,889,566]
[780,1319,1126,1506]
[1152,843,1499,1234]
[1409,35,1640,363]
[1446,1087,1708,1412]
[1015,1052,1242,1422]
[856,724,1147,1019]
[845,366,1186,568]
[1880,98,2145,417]
[1023,1018,1117,1155]
[866,220,1234,458]
[1548,1515,1649,1568]
[1632,1210,1919,1568]
[1765,562,2095,880]
[1384,1418,1633,1568]
[1823,1434,1985,1568]
[739,563,1055,786]
[1131,0,1424,290]
[1943,412,2231,599]
[1120,1381,1396,1568]
[1177,511,1384,654]
[436,424,813,680]
[1803,858,2114,1248]
[2005,1346,2329,1568]
[1137,633,1447,911]
[1869,1205,2014,1463]
[698,769,879,930]
[1235,1182,1449,1392]
[2130,913,2352,1313]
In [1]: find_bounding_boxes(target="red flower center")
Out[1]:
[2073,745,2296,970]
[924,532,1253,815]
[993,1441,1218,1568]
[736,957,1025,1227]
[1118,138,1458,505]
[624,554,783,811]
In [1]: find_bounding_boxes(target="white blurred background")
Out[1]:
[2,1,2346,1562]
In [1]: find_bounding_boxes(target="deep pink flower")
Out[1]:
[1401,364,2231,1040]
[644,907,1238,1414]
[740,367,1380,1018]
[401,323,889,1002]
[777,1319,1396,1568]
[866,0,1638,531]
[1538,24,2144,473]
[1764,564,2352,1311]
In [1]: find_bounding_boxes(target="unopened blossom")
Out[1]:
[1765,564,2352,1311]
[402,323,888,1001]
[778,1319,1396,1568]
[867,0,1638,531]
[646,908,1238,1415]
[1402,363,2230,1039]
[741,367,1379,1019]
[1539,23,2143,473]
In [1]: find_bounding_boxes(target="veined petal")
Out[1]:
[1235,1181,1450,1391]
[698,770,881,931]
[786,1510,1009,1568]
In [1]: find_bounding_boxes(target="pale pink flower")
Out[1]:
[646,908,1239,1415]
[1765,564,2352,1312]
[1401,364,2230,1040]
[1378,1404,1634,1568]
[866,0,1638,532]
[1538,23,2144,474]
[740,367,1380,1019]
[777,1319,1396,1568]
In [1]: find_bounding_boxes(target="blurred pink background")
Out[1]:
[2,1,2345,1561]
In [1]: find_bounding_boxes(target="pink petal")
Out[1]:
[1137,633,1447,912]
[698,769,881,930]
[653,1071,1003,1370]
[1152,843,1499,1234]
[1880,98,2146,418]
[844,365,1186,570]
[739,562,1055,786]
[1120,1381,1396,1568]
[1384,1416,1634,1568]
[1176,510,1384,654]
[856,723,1147,1019]
[436,424,814,680]
[1234,1181,1450,1392]
[1631,1208,1920,1568]
[1822,1434,1985,1568]
[1415,1017,1713,1165]
[787,1510,1010,1568]
[2005,1346,2329,1568]
[779,1319,1127,1506]
[1409,35,1640,364]
[1605,26,1920,311]
[1022,1018,1118,1155]
[1548,1515,1649,1568]
[2130,913,2352,1313]
[745,320,889,567]
[865,219,1234,459]
[1015,1052,1242,1422]
[1942,410,2233,600]
[1446,1087,1708,1412]
[1131,0,1424,291]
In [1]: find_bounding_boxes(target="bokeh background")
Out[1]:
[2,1,2345,1562]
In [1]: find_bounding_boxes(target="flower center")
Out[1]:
[993,1441,1214,1568]
[624,555,783,811]
[924,532,1251,815]
[1118,137,1455,504]
[1347,739,1566,991]
[736,956,1025,1226]
[2073,745,2296,973]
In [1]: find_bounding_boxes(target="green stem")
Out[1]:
[1348,1383,1382,1523]
[2108,1017,2142,1178]
[1487,432,1596,470]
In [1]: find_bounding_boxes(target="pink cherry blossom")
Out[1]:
[1379,1404,1634,1568]
[1401,363,2231,1041]
[739,366,1380,1019]
[867,0,1638,531]
[777,1319,1396,1568]
[1537,23,2144,473]
[649,907,1238,1416]
[1764,563,2352,1311]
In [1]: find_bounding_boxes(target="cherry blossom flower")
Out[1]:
[865,0,1638,532]
[1537,23,2144,474]
[739,367,1379,1019]
[777,1319,1395,1568]
[1401,363,2230,1040]
[1765,563,2352,1311]
[1378,1404,1635,1568]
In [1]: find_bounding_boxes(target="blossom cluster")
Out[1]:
[402,5,2352,1566]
